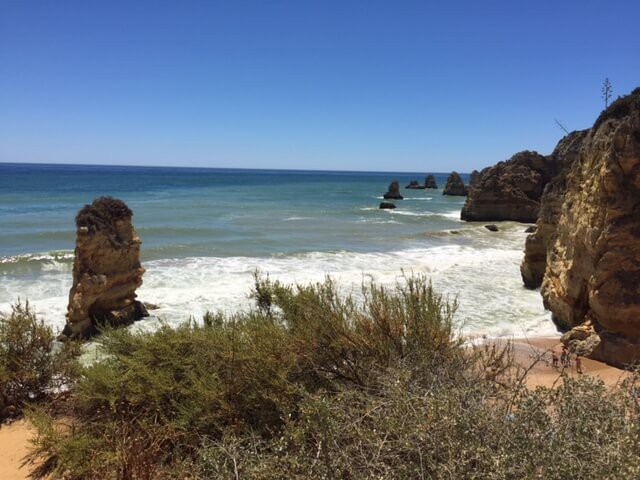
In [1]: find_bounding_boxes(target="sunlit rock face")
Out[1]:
[461,151,554,223]
[520,130,588,289]
[63,197,147,339]
[542,88,640,367]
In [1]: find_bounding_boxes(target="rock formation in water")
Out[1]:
[484,224,499,232]
[520,130,588,288]
[541,87,640,367]
[405,180,425,190]
[383,181,404,200]
[379,202,396,209]
[62,197,148,339]
[461,151,554,222]
[469,169,482,189]
[425,175,438,189]
[442,172,467,196]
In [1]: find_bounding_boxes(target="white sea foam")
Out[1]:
[0,251,75,265]
[404,197,433,201]
[386,210,436,217]
[357,219,400,224]
[441,210,462,220]
[0,242,556,339]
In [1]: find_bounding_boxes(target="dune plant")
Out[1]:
[0,301,80,421]
[26,275,640,479]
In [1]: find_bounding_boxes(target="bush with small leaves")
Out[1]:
[0,301,80,421]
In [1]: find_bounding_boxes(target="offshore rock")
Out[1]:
[469,169,482,188]
[425,175,438,189]
[62,197,148,339]
[520,130,588,288]
[442,172,467,196]
[379,202,396,209]
[383,181,404,200]
[484,224,499,232]
[405,180,425,189]
[542,87,640,367]
[461,151,552,222]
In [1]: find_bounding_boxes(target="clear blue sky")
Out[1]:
[1,0,639,172]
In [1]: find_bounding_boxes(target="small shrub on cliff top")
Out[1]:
[26,276,640,479]
[0,301,80,421]
[593,86,640,130]
[75,196,133,233]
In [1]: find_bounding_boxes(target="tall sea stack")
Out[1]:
[425,174,438,189]
[383,181,403,200]
[62,197,147,339]
[442,172,467,196]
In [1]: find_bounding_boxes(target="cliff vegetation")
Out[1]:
[1,276,634,479]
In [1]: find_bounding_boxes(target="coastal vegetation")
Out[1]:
[0,301,80,421]
[0,275,636,479]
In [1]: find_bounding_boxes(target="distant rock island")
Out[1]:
[405,180,426,189]
[383,180,403,200]
[442,172,467,196]
[405,175,438,189]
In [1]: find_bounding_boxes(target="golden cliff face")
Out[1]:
[63,197,147,339]
[541,88,640,367]
[520,130,588,289]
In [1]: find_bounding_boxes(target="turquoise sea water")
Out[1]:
[0,163,556,337]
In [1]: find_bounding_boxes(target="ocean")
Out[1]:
[0,162,557,338]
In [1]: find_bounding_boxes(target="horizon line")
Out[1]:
[0,161,472,176]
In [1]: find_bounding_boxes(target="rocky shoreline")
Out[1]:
[461,87,640,368]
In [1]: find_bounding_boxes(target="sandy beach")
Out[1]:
[0,419,36,480]
[504,336,630,389]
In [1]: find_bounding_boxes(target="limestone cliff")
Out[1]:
[62,197,147,339]
[461,151,553,222]
[442,172,467,196]
[520,130,588,288]
[542,87,640,367]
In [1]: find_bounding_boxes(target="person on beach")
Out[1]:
[575,355,583,374]
[551,351,559,369]
[560,347,568,368]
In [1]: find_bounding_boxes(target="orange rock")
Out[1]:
[62,197,148,339]
[542,88,640,367]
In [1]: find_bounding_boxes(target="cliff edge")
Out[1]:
[541,87,640,367]
[520,130,588,288]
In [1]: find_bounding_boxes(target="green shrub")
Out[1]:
[26,275,640,479]
[194,373,640,480]
[0,301,80,421]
